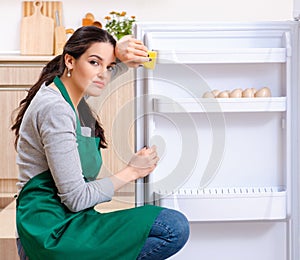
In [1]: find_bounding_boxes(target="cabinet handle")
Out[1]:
[0,64,45,67]
[0,87,28,91]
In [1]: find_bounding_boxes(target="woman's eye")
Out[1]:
[90,60,99,66]
[107,66,116,72]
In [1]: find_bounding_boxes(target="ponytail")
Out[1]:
[11,55,65,148]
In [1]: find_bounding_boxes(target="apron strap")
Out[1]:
[53,76,81,133]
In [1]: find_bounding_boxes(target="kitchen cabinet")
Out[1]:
[0,90,27,178]
[0,56,50,193]
[135,22,299,259]
[0,55,50,260]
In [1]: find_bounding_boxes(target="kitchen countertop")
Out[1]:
[0,54,55,62]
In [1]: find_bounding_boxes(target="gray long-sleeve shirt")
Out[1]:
[16,84,114,212]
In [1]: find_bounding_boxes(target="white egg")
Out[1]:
[202,91,215,98]
[254,87,271,97]
[217,91,230,98]
[229,88,243,98]
[242,88,255,98]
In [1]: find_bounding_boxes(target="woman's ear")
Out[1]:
[64,53,75,70]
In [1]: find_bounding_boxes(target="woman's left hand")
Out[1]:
[115,35,150,68]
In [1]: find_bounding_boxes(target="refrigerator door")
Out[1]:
[135,21,299,260]
[293,19,300,260]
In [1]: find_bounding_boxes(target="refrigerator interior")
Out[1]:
[134,22,299,259]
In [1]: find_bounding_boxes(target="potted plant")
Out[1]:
[104,11,136,40]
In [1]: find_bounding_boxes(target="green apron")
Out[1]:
[16,76,163,260]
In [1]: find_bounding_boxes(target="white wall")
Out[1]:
[0,0,293,53]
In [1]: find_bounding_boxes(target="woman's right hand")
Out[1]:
[128,146,159,178]
[110,146,159,191]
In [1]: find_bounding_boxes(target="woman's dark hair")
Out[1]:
[11,26,116,149]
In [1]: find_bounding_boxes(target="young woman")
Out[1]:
[12,26,189,260]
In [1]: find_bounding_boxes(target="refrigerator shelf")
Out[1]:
[157,48,287,64]
[153,97,286,113]
[154,187,286,221]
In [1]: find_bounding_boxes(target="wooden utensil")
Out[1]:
[20,0,54,55]
[54,10,66,55]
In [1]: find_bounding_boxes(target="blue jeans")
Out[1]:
[136,208,190,260]
[17,208,190,260]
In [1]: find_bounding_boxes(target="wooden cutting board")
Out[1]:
[20,1,55,55]
[22,1,62,27]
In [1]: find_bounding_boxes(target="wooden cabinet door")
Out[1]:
[0,89,27,180]
[0,58,46,193]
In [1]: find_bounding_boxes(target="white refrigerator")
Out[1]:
[134,18,300,260]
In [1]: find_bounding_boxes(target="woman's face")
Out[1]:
[71,42,116,97]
